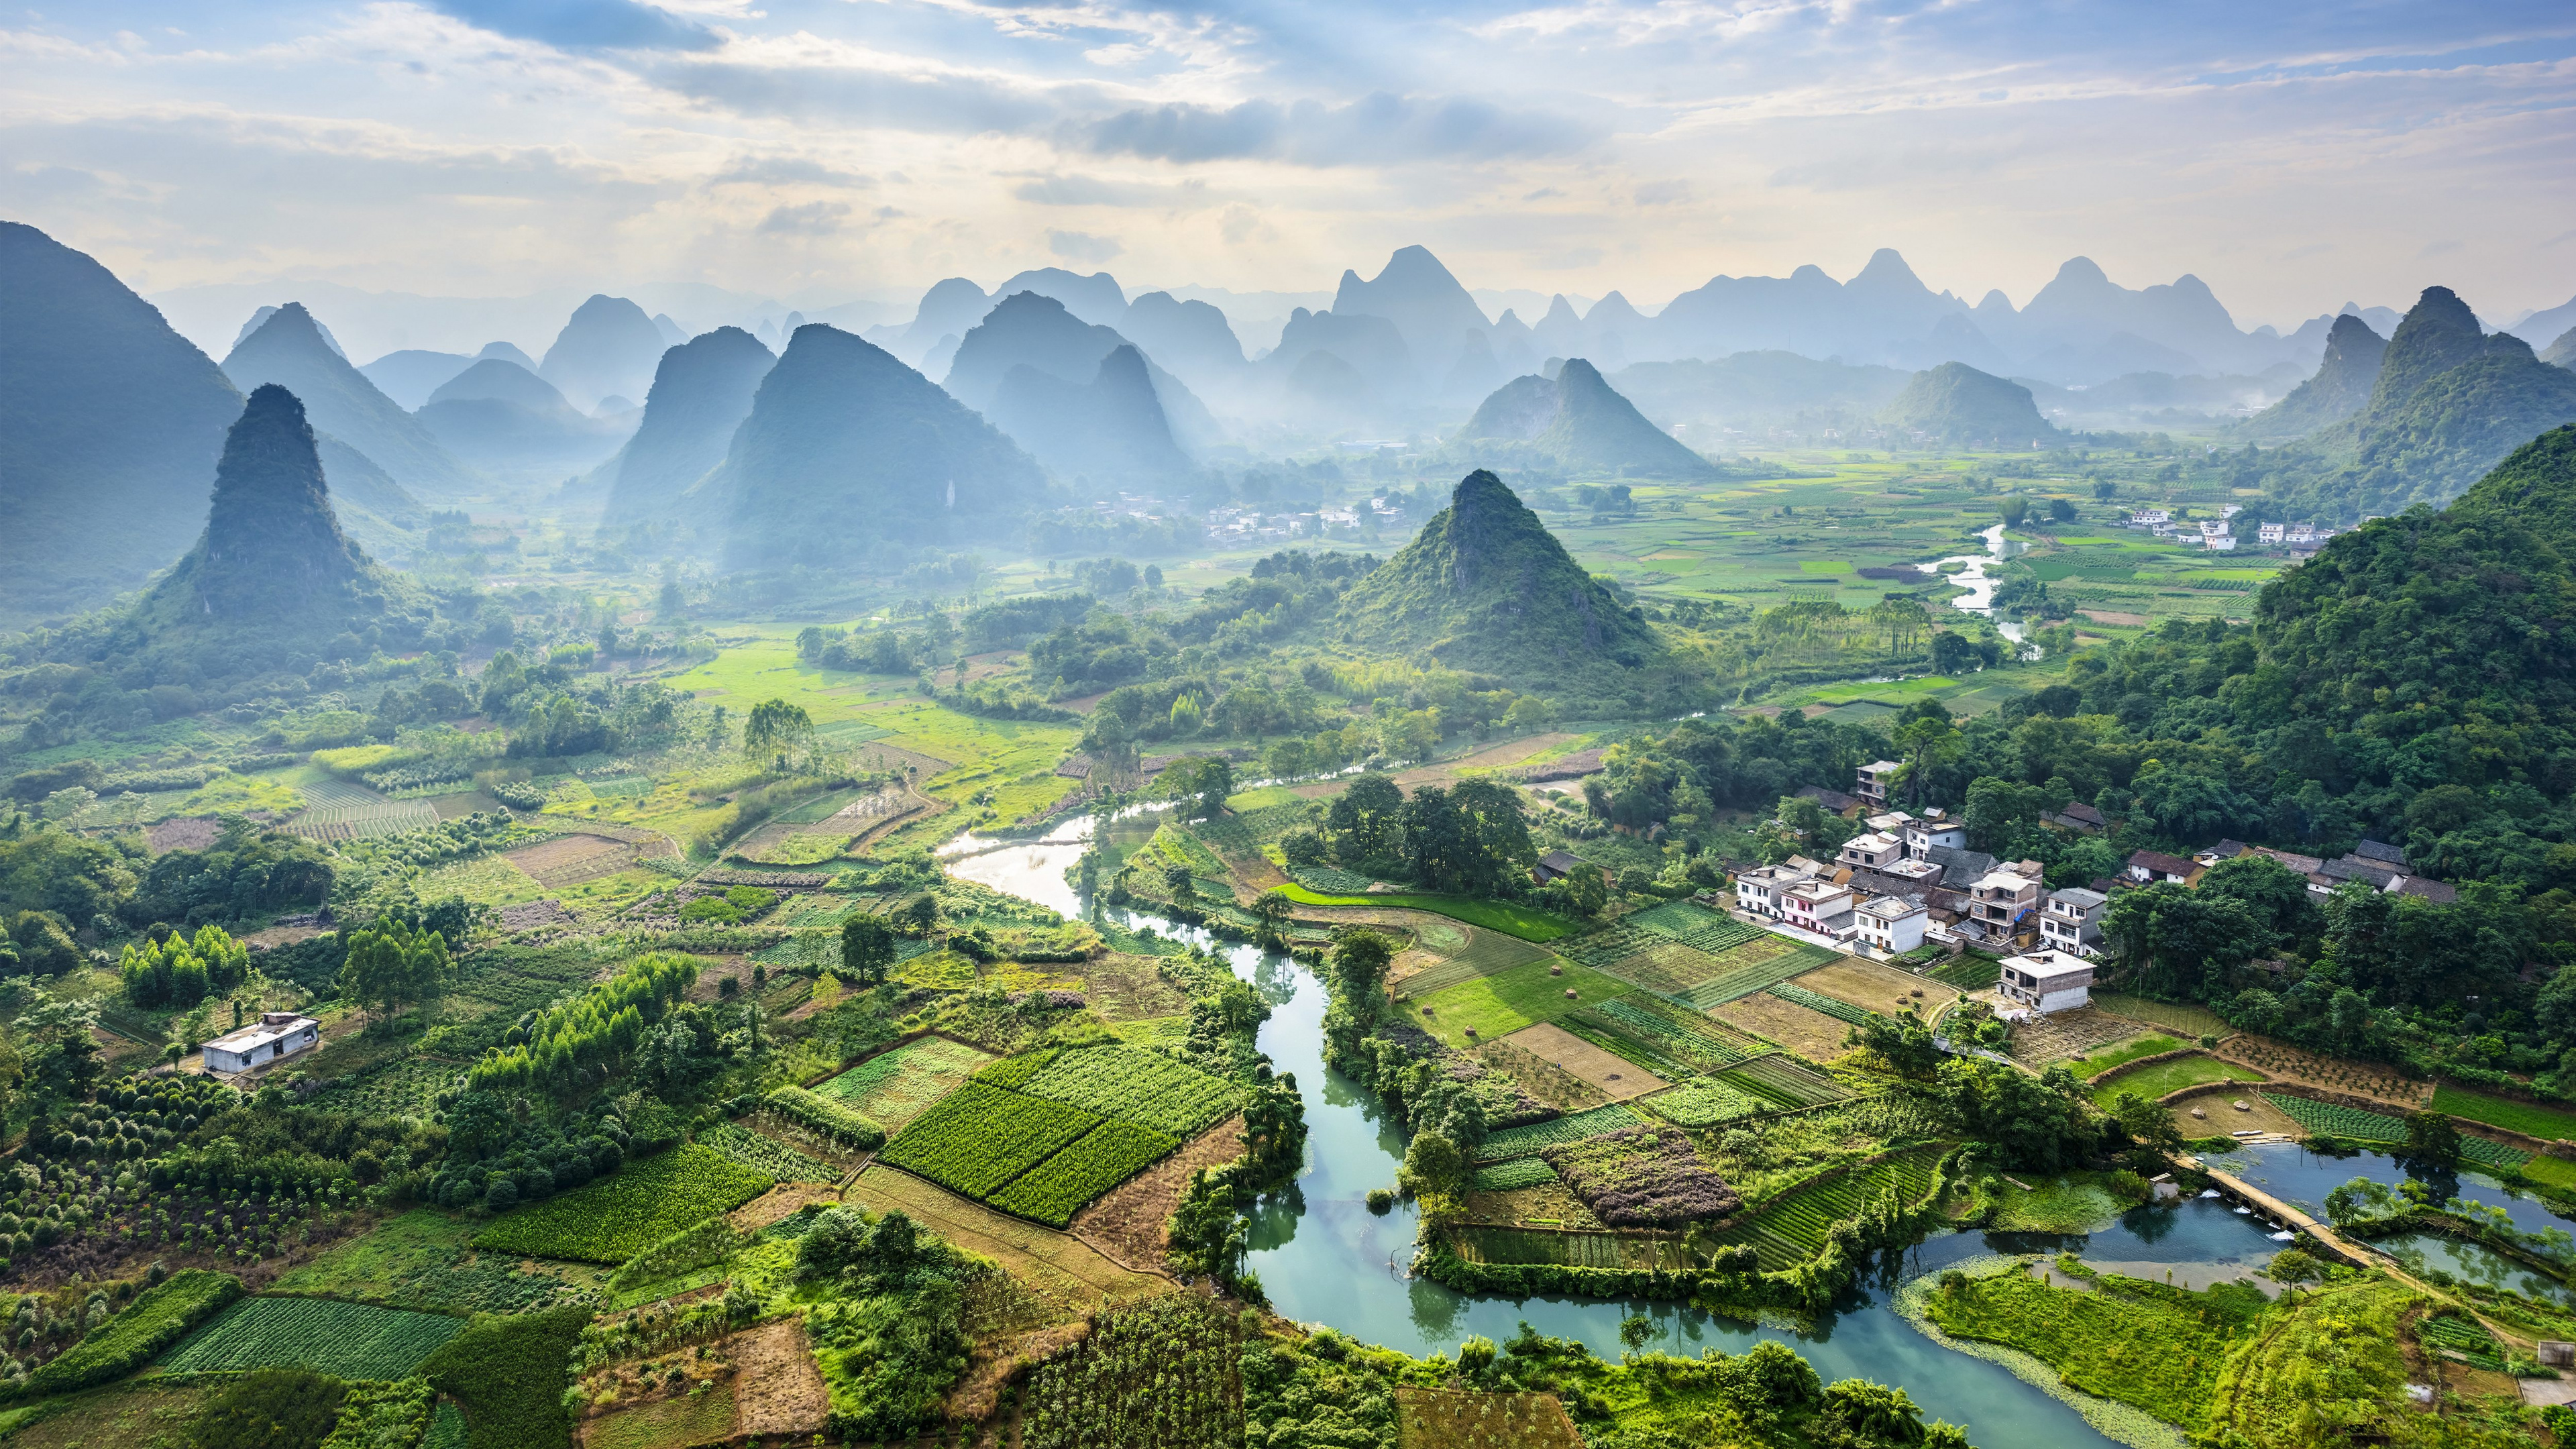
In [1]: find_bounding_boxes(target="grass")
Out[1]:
[2205,1281,2416,1447]
[1923,1263,2266,1432]
[269,1210,593,1315]
[2086,1053,2262,1107]
[584,1383,739,1449]
[2429,1083,2576,1142]
[814,1036,995,1130]
[1410,959,1630,1049]
[2090,991,2231,1039]
[2066,1034,2184,1080]
[0,1381,215,1449]
[157,1295,465,1379]
[1985,1172,2148,1233]
[475,1145,773,1264]
[1271,882,1578,941]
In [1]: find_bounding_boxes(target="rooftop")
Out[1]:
[2049,886,2110,909]
[2000,949,2094,984]
[204,1012,319,1054]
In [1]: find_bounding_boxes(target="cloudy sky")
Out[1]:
[5,0,2573,332]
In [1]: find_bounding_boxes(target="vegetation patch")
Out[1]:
[1705,1146,1943,1269]
[19,1269,241,1396]
[1766,980,1880,1028]
[1541,1124,1742,1227]
[2067,1034,2186,1080]
[476,1145,773,1264]
[1477,1104,1646,1162]
[421,1305,590,1449]
[812,1036,994,1130]
[158,1295,464,1380]
[988,1120,1181,1228]
[1017,1294,1244,1449]
[1677,937,1839,1009]
[2086,1053,2262,1106]
[2204,1280,2419,1448]
[878,1081,1104,1198]
[1016,1044,1241,1136]
[1920,1261,2263,1436]
[2263,1093,2530,1168]
[1474,1157,1563,1192]
[270,1211,590,1316]
[1638,1076,1770,1128]
[1272,883,1578,941]
[2427,1083,2576,1142]
[1411,959,1630,1049]
[700,1122,841,1183]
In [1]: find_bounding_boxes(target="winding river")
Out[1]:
[936,822,2573,1443]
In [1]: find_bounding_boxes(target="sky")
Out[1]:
[4,0,2573,336]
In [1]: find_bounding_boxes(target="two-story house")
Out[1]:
[1854,894,1928,957]
[1997,949,2094,1014]
[1780,878,1857,938]
[1854,761,1902,808]
[2038,886,2110,957]
[1904,816,1966,859]
[1837,830,1907,871]
[2127,850,2202,887]
[1734,862,1814,919]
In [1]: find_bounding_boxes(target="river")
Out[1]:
[938,824,2306,1447]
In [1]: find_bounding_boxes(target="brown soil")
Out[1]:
[1709,993,1851,1059]
[728,1317,832,1438]
[2212,1034,2429,1107]
[1462,1181,1603,1229]
[2006,1006,2149,1067]
[2078,608,2152,627]
[504,833,634,887]
[1071,1115,1246,1272]
[1079,953,1195,1022]
[1789,957,1940,1016]
[946,1323,1087,1424]
[1397,1387,1584,1449]
[847,1167,1167,1319]
[146,816,223,854]
[1495,1022,1666,1100]
[729,1183,843,1232]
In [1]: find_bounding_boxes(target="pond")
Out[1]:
[2201,1138,2576,1239]
[939,829,2286,1447]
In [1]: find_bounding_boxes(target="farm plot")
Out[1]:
[158,1296,464,1379]
[1495,1022,1667,1099]
[1077,954,1195,1022]
[1390,930,1556,999]
[1788,957,1942,1016]
[701,1122,841,1183]
[1638,1077,1770,1128]
[1558,924,1658,971]
[812,1036,994,1130]
[1705,1146,1945,1270]
[2006,1006,2147,1067]
[502,832,636,889]
[845,1168,1165,1319]
[1016,1046,1240,1136]
[1765,981,1879,1028]
[1709,991,1852,1060]
[1447,1226,1692,1272]
[1927,955,2004,991]
[1476,1104,1645,1163]
[2216,1035,2429,1106]
[2092,991,2231,1040]
[283,778,440,841]
[1717,1055,1853,1110]
[1411,959,1629,1050]
[2428,1084,2576,1142]
[879,1082,1104,1198]
[2262,1094,2529,1169]
[476,1144,772,1263]
[314,1057,461,1118]
[1676,937,1840,1009]
[1624,900,1766,955]
[988,1121,1180,1228]
[1397,1388,1584,1449]
[1289,865,1375,893]
[2087,1054,2261,1108]
[1474,1157,1562,1192]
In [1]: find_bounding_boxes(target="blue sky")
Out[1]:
[3,0,2571,327]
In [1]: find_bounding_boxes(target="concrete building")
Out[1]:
[2039,887,2110,957]
[2127,850,2202,886]
[1735,862,1813,919]
[1966,869,2042,944]
[202,1012,321,1075]
[1855,895,1928,957]
[1998,950,2095,1014]
[1780,878,1857,938]
[1837,830,1907,871]
[1855,761,1902,808]
[1904,817,1966,859]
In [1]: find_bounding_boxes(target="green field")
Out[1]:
[2068,1034,2186,1080]
[2087,1053,2261,1106]
[475,1145,773,1264]
[1016,1045,1240,1137]
[1706,1146,1943,1269]
[1273,883,1578,941]
[879,1081,1105,1198]
[1410,959,1629,1049]
[269,1210,589,1315]
[1474,1104,1645,1162]
[158,1296,464,1379]
[2428,1083,2576,1142]
[814,1035,995,1130]
[987,1121,1179,1227]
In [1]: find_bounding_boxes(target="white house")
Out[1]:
[1997,950,2095,1014]
[2198,521,2238,551]
[1780,878,1857,937]
[2257,521,2286,544]
[2039,887,2110,958]
[1855,895,1928,956]
[202,1012,321,1075]
[1734,863,1813,919]
[1904,817,1966,859]
[2129,508,2171,527]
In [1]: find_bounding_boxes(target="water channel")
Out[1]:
[938,819,2316,1447]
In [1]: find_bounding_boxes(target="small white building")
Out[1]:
[1904,817,1966,859]
[2129,508,2171,527]
[1780,878,1856,935]
[202,1012,321,1074]
[1734,863,1814,919]
[1855,895,1928,956]
[1997,950,2094,1014]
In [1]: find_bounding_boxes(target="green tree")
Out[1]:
[742,696,814,763]
[1398,1130,1468,1200]
[15,998,99,1112]
[1326,773,1406,865]
[840,915,896,986]
[337,918,452,1025]
[1891,708,1966,808]
[1159,755,1234,821]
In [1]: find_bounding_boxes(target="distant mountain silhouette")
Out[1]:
[594,326,775,533]
[991,268,1128,327]
[537,294,668,411]
[0,222,247,625]
[706,325,1049,570]
[360,348,475,410]
[2241,314,2387,440]
[881,277,994,366]
[987,344,1191,484]
[1878,362,2058,447]
[943,292,1218,452]
[123,385,431,671]
[1610,352,1912,439]
[2546,327,2576,370]
[417,359,632,476]
[1332,246,1491,384]
[1265,308,1419,409]
[224,303,480,499]
[1336,470,1660,686]
[1120,291,1246,389]
[1456,360,1715,478]
[233,305,346,358]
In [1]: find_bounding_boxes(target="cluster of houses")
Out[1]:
[2118,505,2354,554]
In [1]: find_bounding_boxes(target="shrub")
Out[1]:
[192,1368,347,1449]
[606,1214,749,1293]
[17,1268,241,1397]
[474,1145,769,1264]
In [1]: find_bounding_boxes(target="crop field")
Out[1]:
[2004,1006,2149,1066]
[1709,990,1852,1060]
[702,1122,841,1183]
[2092,991,2231,1039]
[313,1057,462,1118]
[1558,923,1658,970]
[1391,930,1556,999]
[1718,1055,1853,1109]
[1706,1146,1945,1269]
[284,777,441,841]
[1473,1157,1563,1192]
[158,1296,465,1379]
[881,1081,1105,1197]
[1448,1226,1694,1271]
[1638,1077,1770,1128]
[988,1121,1180,1228]
[1411,959,1631,1049]
[1273,883,1578,941]
[1764,981,1880,1028]
[1397,1388,1585,1449]
[1288,865,1375,893]
[1498,1021,1669,1097]
[415,854,545,908]
[2427,1084,2576,1142]
[1788,957,1941,1016]
[2067,1034,2186,1080]
[844,1167,1167,1318]
[812,1036,994,1130]
[2086,1054,2261,1106]
[1476,1104,1646,1162]
[1927,955,2004,991]
[270,1210,590,1316]
[1675,936,1840,1009]
[2262,1093,2530,1168]
[476,1144,773,1263]
[1624,900,1765,955]
[1017,1046,1240,1136]
[1018,1294,1244,1449]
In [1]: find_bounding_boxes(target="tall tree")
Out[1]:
[743,696,815,764]
[840,915,896,986]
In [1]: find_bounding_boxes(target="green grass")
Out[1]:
[475,1145,772,1264]
[269,1210,590,1315]
[1271,883,1578,941]
[2086,1054,2261,1106]
[2521,1153,2576,1191]
[813,1036,994,1130]
[2066,1034,2185,1081]
[1923,1264,2265,1432]
[2429,1083,2576,1142]
[1472,1157,1562,1192]
[157,1295,464,1379]
[879,1081,1104,1198]
[1986,1172,2147,1232]
[1411,959,1629,1049]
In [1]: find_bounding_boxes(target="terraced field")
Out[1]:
[1704,1146,1946,1269]
[2261,1093,2530,1169]
[284,777,441,841]
[1676,937,1841,1010]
